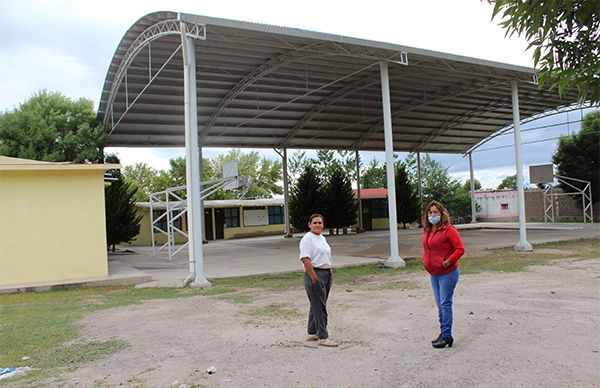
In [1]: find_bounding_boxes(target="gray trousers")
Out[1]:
[304,268,332,340]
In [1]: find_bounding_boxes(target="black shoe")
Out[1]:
[431,334,442,344]
[432,336,454,348]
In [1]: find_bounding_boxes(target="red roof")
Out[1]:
[353,188,388,199]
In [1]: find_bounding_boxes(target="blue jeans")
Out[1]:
[430,268,459,338]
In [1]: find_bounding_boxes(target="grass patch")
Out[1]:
[246,303,300,318]
[211,293,255,304]
[0,285,235,384]
[379,280,420,290]
[461,238,600,275]
[47,340,129,370]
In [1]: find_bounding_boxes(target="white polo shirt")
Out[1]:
[299,231,332,269]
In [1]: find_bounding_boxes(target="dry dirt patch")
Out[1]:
[42,259,600,387]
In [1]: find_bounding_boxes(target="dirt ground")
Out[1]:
[46,258,599,387]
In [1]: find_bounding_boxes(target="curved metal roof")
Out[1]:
[98,11,579,153]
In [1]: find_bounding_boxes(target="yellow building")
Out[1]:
[0,156,118,288]
[129,198,285,246]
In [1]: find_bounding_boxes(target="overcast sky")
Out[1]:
[1,0,592,189]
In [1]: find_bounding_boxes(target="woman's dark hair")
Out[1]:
[424,200,451,232]
[308,213,325,223]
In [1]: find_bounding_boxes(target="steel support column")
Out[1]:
[511,80,533,252]
[380,61,405,267]
[468,152,477,223]
[355,150,364,233]
[282,148,293,238]
[182,26,211,286]
[417,152,423,228]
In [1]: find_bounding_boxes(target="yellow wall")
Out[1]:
[224,224,284,239]
[129,205,285,245]
[0,170,108,287]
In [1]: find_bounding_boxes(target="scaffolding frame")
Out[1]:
[149,175,239,259]
[544,175,594,223]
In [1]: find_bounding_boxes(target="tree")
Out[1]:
[323,163,357,233]
[0,90,105,162]
[497,174,517,190]
[289,165,324,231]
[122,162,157,201]
[462,179,482,192]
[395,164,419,229]
[104,155,142,251]
[210,149,282,199]
[488,0,600,103]
[552,110,600,203]
[362,158,388,188]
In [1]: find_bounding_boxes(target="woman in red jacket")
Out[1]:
[422,200,465,348]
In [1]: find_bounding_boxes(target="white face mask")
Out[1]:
[428,215,441,225]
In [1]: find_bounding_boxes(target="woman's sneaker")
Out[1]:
[306,334,318,342]
[318,338,338,347]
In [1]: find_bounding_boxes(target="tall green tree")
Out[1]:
[210,149,282,199]
[0,90,105,162]
[553,110,600,203]
[104,155,142,251]
[395,164,419,229]
[323,163,357,233]
[362,158,388,188]
[488,0,600,103]
[463,179,482,192]
[122,162,157,201]
[497,174,517,190]
[289,165,324,231]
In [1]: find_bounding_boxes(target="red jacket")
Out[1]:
[422,224,465,275]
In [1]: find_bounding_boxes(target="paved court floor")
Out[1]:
[111,222,599,287]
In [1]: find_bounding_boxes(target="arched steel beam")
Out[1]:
[354,79,508,149]
[201,43,407,140]
[103,19,206,128]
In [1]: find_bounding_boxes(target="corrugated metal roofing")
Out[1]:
[98,11,579,154]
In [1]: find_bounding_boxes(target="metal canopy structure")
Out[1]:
[98,11,577,153]
[99,11,581,284]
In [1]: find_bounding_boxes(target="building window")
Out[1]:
[224,207,240,228]
[370,199,389,218]
[500,203,509,211]
[268,206,284,225]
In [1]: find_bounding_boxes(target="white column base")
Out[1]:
[514,241,533,252]
[189,277,211,288]
[384,256,406,268]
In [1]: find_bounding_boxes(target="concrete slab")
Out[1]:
[117,222,599,287]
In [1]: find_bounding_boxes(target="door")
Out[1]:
[204,208,214,241]
[362,205,372,231]
[214,208,225,240]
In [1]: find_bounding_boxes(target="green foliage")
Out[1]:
[395,164,420,229]
[289,165,324,231]
[362,158,388,188]
[210,149,282,199]
[463,179,482,191]
[105,155,142,250]
[552,110,600,203]
[122,162,157,201]
[0,90,105,163]
[324,163,357,231]
[497,174,517,190]
[488,0,600,103]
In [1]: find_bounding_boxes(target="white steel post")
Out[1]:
[468,152,477,223]
[511,80,533,251]
[356,150,364,233]
[380,61,405,267]
[417,152,423,228]
[182,25,211,286]
[283,148,292,238]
